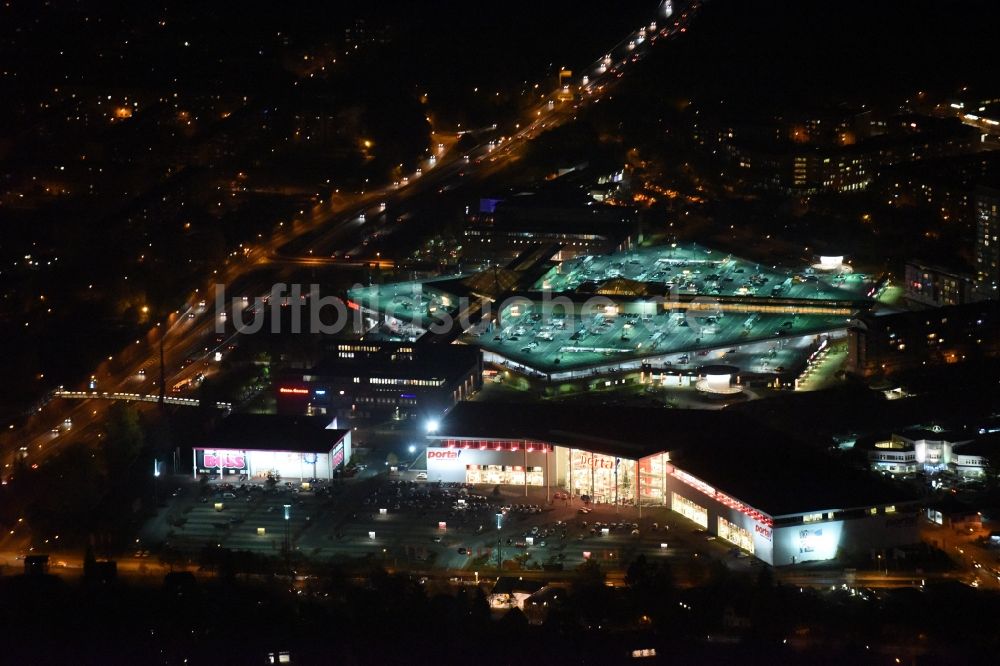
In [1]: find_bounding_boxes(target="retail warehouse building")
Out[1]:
[193,414,351,481]
[428,403,919,566]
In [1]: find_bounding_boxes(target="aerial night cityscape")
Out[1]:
[1,0,1000,663]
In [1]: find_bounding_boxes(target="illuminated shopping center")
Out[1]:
[348,242,883,380]
[426,402,919,566]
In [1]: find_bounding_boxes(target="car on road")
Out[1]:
[416,472,428,481]
[457,547,467,555]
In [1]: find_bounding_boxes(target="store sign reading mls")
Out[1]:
[199,450,247,470]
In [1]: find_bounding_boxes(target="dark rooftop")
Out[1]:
[433,401,726,459]
[670,429,919,518]
[898,427,973,443]
[956,433,1000,458]
[434,402,917,517]
[303,342,481,382]
[202,414,348,454]
[491,576,547,596]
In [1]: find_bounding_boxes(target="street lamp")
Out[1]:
[153,459,161,505]
[496,512,504,570]
[425,419,439,434]
[283,504,292,567]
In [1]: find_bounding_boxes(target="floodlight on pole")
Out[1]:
[495,512,504,570]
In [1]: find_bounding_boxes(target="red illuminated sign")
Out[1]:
[331,442,345,468]
[279,387,309,395]
[437,439,552,453]
[755,524,772,541]
[428,449,462,460]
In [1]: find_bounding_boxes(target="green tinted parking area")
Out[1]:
[532,243,872,303]
[473,306,849,373]
[348,277,465,328]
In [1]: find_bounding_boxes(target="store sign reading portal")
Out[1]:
[575,452,615,470]
[428,450,462,460]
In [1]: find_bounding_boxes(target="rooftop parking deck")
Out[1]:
[348,276,467,329]
[349,243,869,375]
[533,243,875,303]
[469,305,849,373]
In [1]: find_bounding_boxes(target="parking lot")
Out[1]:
[144,480,351,556]
[531,243,875,303]
[473,305,846,375]
[349,278,461,329]
[144,477,759,576]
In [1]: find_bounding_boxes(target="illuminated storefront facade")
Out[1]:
[671,492,708,528]
[718,516,755,554]
[662,465,918,566]
[568,450,636,504]
[639,452,669,504]
[425,441,555,486]
[428,406,919,566]
[193,433,351,481]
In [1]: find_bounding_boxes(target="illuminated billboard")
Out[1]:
[331,441,345,469]
[195,449,247,475]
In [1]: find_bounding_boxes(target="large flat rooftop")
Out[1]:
[348,276,467,330]
[201,414,348,454]
[472,306,849,373]
[349,242,872,374]
[533,243,875,302]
